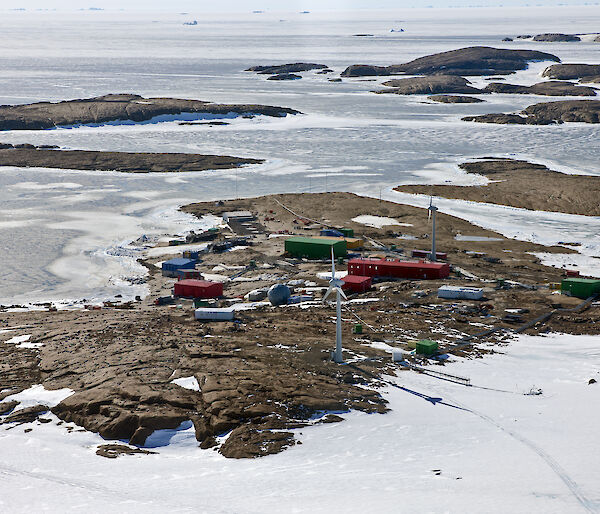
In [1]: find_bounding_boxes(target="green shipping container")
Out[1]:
[284,237,347,259]
[339,228,354,237]
[416,339,438,356]
[561,278,600,299]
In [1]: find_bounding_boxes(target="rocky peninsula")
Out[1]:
[0,94,300,131]
[2,192,588,459]
[0,143,263,173]
[396,158,600,216]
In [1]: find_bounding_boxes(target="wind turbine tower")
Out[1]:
[428,197,438,262]
[323,248,347,363]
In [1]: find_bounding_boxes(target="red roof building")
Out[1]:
[342,275,372,293]
[347,258,450,280]
[174,280,223,299]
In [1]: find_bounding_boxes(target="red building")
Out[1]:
[347,258,450,280]
[342,275,372,293]
[174,280,223,299]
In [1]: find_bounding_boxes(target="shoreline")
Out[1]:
[4,181,599,310]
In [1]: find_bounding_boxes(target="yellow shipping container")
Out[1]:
[313,235,364,249]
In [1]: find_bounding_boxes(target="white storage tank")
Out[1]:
[437,285,484,300]
[194,307,235,321]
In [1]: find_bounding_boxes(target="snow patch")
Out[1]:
[351,215,413,228]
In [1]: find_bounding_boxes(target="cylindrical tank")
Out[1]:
[268,284,291,306]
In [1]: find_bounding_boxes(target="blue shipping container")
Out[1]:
[162,258,196,272]
[320,229,344,237]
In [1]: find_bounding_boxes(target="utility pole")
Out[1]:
[428,198,438,262]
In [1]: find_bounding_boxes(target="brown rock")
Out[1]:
[96,444,156,459]
[2,404,48,424]
[0,400,18,415]
[219,426,295,458]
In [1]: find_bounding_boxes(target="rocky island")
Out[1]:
[463,99,600,124]
[0,143,263,173]
[428,95,485,103]
[532,33,581,42]
[482,81,597,96]
[341,46,560,77]
[376,75,482,95]
[0,94,300,131]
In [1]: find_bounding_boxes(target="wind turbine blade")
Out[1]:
[331,246,336,277]
[338,287,348,300]
[322,285,335,302]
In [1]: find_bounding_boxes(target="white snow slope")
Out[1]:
[1,332,599,513]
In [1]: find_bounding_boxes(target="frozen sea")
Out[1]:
[1,6,600,304]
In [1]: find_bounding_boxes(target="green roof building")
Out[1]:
[284,236,347,259]
[416,339,438,356]
[561,278,600,299]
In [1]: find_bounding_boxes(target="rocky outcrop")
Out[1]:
[463,99,600,124]
[51,383,196,446]
[267,73,302,81]
[376,75,482,95]
[428,95,485,103]
[0,94,300,131]
[96,444,156,459]
[0,400,18,415]
[246,63,328,74]
[41,311,387,457]
[482,81,597,96]
[0,144,263,173]
[341,46,560,77]
[2,404,49,424]
[533,33,581,42]
[542,64,600,81]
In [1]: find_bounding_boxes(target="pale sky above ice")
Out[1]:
[6,0,596,11]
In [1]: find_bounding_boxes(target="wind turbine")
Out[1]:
[428,197,438,262]
[323,247,347,363]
